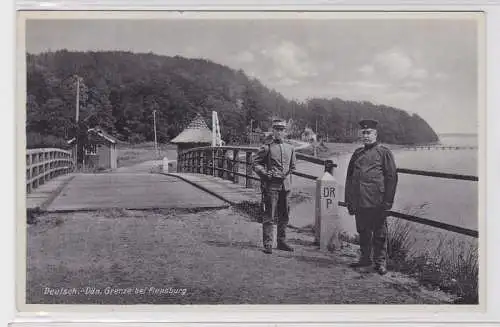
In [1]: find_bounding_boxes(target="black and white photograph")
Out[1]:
[19,11,484,307]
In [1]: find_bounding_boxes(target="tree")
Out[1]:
[26,50,439,148]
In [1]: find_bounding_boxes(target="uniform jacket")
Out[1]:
[252,139,297,191]
[345,142,398,211]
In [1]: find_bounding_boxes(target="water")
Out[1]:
[438,134,479,148]
[289,134,479,236]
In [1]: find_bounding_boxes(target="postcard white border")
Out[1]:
[4,3,499,325]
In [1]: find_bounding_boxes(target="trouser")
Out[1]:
[262,189,290,248]
[355,207,388,267]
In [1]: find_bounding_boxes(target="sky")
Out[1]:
[25,14,482,134]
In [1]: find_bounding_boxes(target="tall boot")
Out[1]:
[373,217,388,274]
[262,223,274,254]
[350,230,373,267]
[277,222,293,252]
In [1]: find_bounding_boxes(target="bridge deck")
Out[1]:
[26,174,75,210]
[42,172,228,212]
[165,173,261,205]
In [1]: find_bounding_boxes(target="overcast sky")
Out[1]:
[25,15,481,134]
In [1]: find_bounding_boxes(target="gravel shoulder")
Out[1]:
[26,207,454,304]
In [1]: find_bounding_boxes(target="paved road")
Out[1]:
[45,161,227,211]
[111,160,163,173]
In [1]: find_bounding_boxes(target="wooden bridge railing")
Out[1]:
[177,146,330,188]
[177,145,478,238]
[403,145,477,151]
[26,148,73,194]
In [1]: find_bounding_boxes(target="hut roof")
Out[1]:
[88,127,118,144]
[67,127,118,145]
[170,114,213,144]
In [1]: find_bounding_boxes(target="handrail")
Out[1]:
[26,147,73,194]
[27,148,72,155]
[397,168,478,181]
[338,201,478,238]
[176,145,478,238]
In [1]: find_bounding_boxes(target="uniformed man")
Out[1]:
[345,119,398,275]
[253,118,297,254]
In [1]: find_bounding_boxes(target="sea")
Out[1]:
[290,134,479,245]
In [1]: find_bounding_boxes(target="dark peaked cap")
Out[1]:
[359,119,379,129]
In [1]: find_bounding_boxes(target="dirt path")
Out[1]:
[27,207,453,304]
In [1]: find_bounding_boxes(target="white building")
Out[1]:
[301,126,317,143]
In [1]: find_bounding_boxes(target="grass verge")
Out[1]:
[385,205,478,304]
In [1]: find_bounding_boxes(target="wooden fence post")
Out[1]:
[191,151,195,173]
[245,151,253,188]
[176,150,182,173]
[217,151,224,178]
[202,149,207,175]
[222,149,228,180]
[183,152,187,172]
[226,150,233,181]
[314,159,342,252]
[198,150,202,174]
[195,150,199,173]
[206,149,211,175]
[212,148,216,177]
[233,149,239,184]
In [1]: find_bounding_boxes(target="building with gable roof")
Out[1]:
[170,113,213,147]
[67,126,118,170]
[170,113,215,169]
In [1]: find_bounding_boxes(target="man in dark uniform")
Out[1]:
[345,119,398,275]
[253,119,297,254]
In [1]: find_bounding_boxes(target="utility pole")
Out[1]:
[75,76,80,123]
[153,109,158,158]
[74,75,81,169]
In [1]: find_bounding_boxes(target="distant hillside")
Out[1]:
[26,50,439,148]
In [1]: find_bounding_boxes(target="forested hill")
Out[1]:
[26,50,439,148]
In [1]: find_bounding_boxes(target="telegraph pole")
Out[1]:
[74,75,81,168]
[153,109,158,158]
[75,75,80,123]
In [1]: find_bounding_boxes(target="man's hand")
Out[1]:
[268,170,286,180]
[347,205,356,216]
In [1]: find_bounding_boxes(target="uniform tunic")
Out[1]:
[345,142,398,266]
[345,142,398,211]
[252,140,296,191]
[252,139,296,247]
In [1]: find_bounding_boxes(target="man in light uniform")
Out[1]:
[345,119,398,275]
[253,119,297,254]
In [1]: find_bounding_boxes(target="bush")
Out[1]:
[26,132,70,149]
[387,219,415,265]
[129,133,146,144]
[412,237,479,304]
[383,203,478,304]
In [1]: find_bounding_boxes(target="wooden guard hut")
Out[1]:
[68,127,118,170]
[170,114,213,171]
